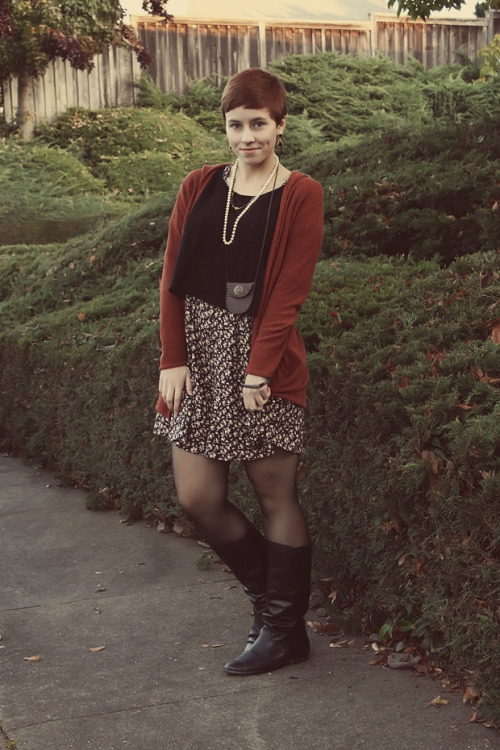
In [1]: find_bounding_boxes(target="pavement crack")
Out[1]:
[9,684,278,731]
[0,719,15,749]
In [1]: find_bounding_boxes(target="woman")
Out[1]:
[154,67,324,676]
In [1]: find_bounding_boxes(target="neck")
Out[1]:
[232,154,279,195]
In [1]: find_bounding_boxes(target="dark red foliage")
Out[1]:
[141,0,173,21]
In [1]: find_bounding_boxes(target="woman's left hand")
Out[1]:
[243,374,271,412]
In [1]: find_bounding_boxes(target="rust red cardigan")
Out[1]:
[156,165,324,417]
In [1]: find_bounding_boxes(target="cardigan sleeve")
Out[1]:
[158,171,200,370]
[246,177,324,379]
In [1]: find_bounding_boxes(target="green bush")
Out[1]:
[137,74,227,133]
[37,106,228,175]
[299,118,500,262]
[299,253,500,715]
[0,194,175,327]
[1,197,499,717]
[0,142,130,245]
[271,53,500,139]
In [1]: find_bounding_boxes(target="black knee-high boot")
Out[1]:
[223,540,312,675]
[209,525,267,649]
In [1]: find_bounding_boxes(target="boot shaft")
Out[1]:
[263,540,312,630]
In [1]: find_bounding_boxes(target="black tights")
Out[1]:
[171,444,310,548]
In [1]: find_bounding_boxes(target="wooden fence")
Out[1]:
[3,11,500,129]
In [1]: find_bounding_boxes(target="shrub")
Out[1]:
[0,142,130,245]
[137,74,227,133]
[298,118,500,262]
[299,253,500,717]
[1,196,499,717]
[37,106,227,176]
[479,34,500,78]
[271,53,500,140]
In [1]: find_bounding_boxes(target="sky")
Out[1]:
[121,0,479,22]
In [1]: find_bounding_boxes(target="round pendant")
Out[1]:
[234,284,244,295]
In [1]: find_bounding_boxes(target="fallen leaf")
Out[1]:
[463,685,482,705]
[369,653,388,665]
[421,450,440,473]
[427,695,449,707]
[307,621,339,636]
[24,655,41,662]
[443,287,467,306]
[88,646,106,653]
[469,711,483,723]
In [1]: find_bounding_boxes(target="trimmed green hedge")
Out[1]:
[297,118,500,262]
[1,209,499,715]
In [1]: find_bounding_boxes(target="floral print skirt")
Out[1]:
[153,296,304,461]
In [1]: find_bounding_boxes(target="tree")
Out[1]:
[0,0,172,138]
[388,0,499,19]
[475,0,500,16]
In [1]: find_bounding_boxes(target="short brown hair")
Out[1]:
[221,68,287,125]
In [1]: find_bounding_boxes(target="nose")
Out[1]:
[241,126,255,143]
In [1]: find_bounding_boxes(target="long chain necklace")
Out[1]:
[223,155,279,246]
[231,194,251,211]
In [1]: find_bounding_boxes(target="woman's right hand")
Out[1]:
[159,366,193,414]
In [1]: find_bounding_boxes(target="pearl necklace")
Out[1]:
[223,155,279,246]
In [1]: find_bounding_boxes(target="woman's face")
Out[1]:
[225,106,285,169]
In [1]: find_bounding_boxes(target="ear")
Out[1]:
[278,115,287,133]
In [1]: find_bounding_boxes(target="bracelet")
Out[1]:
[243,378,271,390]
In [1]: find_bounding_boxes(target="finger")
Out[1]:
[243,393,255,412]
[251,397,264,411]
[165,388,174,410]
[172,394,179,413]
[185,370,193,395]
[255,392,267,407]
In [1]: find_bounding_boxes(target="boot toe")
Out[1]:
[224,625,310,676]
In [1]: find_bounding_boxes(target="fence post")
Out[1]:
[486,10,500,43]
[370,13,378,59]
[259,21,267,69]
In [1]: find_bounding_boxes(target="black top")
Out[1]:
[169,166,284,316]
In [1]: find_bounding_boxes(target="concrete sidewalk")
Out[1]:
[1,454,498,750]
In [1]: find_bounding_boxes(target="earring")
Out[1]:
[276,133,284,149]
